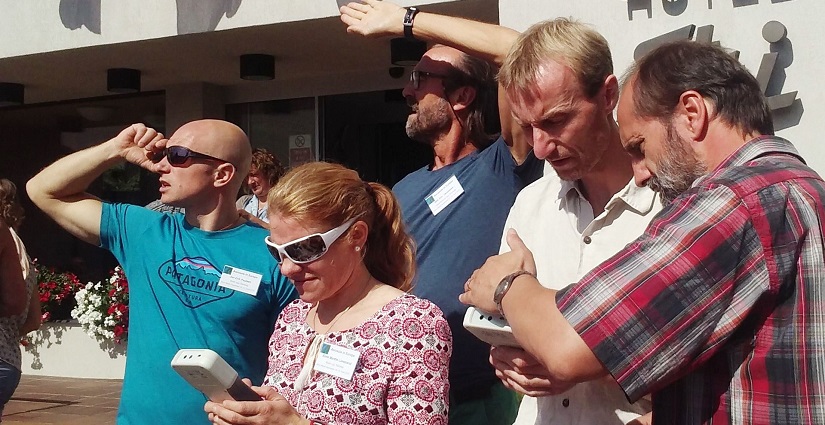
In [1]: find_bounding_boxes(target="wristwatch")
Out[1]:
[403,7,420,39]
[493,270,533,319]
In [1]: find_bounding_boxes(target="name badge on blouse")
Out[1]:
[217,265,262,296]
[313,342,360,381]
[425,175,464,216]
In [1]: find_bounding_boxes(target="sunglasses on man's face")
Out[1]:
[410,70,450,90]
[264,218,358,264]
[151,146,228,166]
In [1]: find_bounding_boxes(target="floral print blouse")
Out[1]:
[263,294,452,425]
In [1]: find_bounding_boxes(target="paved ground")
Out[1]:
[2,375,121,424]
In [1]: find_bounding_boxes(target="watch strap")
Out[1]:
[494,270,533,319]
[403,7,420,39]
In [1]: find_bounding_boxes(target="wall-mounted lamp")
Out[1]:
[390,38,426,66]
[107,68,141,93]
[0,82,24,106]
[240,54,275,81]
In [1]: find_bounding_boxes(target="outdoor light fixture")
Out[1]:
[107,68,141,94]
[0,82,24,106]
[240,54,275,81]
[390,38,426,66]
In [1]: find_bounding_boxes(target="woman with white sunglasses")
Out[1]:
[205,162,451,425]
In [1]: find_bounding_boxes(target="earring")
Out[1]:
[355,246,361,252]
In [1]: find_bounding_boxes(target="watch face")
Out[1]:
[404,7,418,26]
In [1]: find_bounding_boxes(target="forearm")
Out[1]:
[342,1,518,66]
[502,275,607,385]
[408,12,519,66]
[238,209,267,228]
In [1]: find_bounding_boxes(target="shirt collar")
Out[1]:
[693,135,803,187]
[559,178,581,201]
[559,178,658,215]
[610,179,659,215]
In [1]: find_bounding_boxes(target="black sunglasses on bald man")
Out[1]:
[151,146,228,166]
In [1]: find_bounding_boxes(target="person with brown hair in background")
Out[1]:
[236,148,285,226]
[0,178,41,420]
[205,161,451,425]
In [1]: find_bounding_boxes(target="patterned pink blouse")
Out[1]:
[263,294,452,425]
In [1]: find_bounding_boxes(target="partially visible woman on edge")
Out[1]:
[205,162,452,424]
[236,148,285,226]
[0,179,42,419]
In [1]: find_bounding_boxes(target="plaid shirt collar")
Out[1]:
[693,135,804,189]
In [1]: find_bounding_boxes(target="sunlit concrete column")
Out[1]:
[165,82,224,134]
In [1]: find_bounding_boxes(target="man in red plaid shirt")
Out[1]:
[462,40,825,424]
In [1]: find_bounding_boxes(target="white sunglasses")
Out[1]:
[264,218,358,264]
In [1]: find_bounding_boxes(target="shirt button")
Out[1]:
[583,236,592,244]
[562,398,570,407]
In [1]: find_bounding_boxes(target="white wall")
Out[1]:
[22,323,126,379]
[0,0,448,59]
[500,0,823,173]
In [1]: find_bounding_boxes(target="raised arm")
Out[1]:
[27,124,165,246]
[341,0,518,66]
[0,222,26,317]
[341,0,532,163]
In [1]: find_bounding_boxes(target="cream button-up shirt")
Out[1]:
[499,171,662,425]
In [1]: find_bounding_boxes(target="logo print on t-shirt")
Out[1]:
[158,257,232,308]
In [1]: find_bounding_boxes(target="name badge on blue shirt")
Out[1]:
[425,175,464,216]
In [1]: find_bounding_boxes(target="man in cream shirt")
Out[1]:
[499,173,659,424]
[492,18,661,425]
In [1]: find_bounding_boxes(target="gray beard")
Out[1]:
[649,127,706,206]
[405,99,453,144]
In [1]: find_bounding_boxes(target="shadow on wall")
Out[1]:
[176,0,243,34]
[59,0,101,34]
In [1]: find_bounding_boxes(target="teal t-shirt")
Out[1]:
[100,203,297,424]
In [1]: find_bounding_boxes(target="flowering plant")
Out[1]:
[34,261,83,322]
[72,266,130,344]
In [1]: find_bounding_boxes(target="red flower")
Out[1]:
[35,263,83,322]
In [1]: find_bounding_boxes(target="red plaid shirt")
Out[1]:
[557,136,825,424]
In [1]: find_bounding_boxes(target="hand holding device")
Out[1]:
[171,348,261,402]
[463,306,521,347]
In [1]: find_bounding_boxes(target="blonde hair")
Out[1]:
[499,18,613,99]
[0,179,24,231]
[267,162,416,291]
